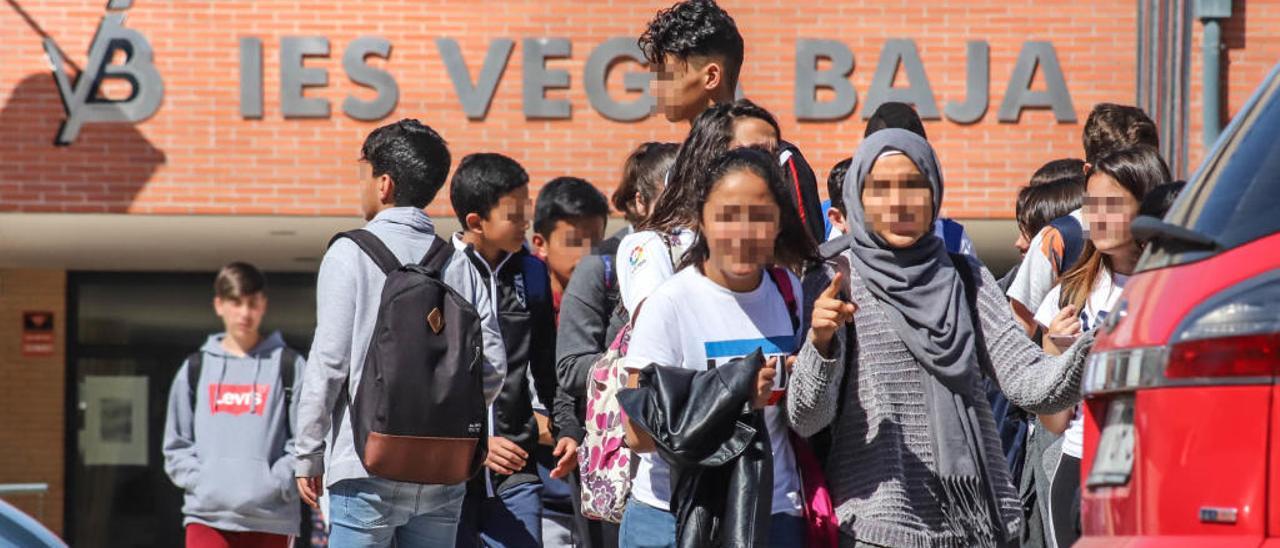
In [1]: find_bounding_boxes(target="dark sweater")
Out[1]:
[555,229,629,408]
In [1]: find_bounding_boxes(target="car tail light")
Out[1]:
[1085,273,1280,395]
[1165,334,1280,378]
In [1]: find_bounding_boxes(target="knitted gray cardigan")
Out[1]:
[788,255,1094,548]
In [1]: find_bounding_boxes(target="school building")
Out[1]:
[0,0,1275,545]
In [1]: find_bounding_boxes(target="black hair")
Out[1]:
[1016,158,1087,237]
[360,119,452,208]
[641,99,780,235]
[1016,181,1086,240]
[826,157,853,215]
[534,176,610,237]
[612,142,680,225]
[864,102,928,140]
[215,262,266,300]
[639,0,744,89]
[449,153,529,226]
[1087,144,1171,203]
[1082,103,1159,165]
[679,147,819,272]
[1138,180,1186,220]
[1029,158,1087,187]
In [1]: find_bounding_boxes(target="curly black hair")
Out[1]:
[638,0,744,88]
[360,119,452,208]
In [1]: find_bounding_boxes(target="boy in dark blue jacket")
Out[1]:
[450,153,580,548]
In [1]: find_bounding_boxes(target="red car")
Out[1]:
[1078,62,1280,547]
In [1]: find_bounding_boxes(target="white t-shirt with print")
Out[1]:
[616,228,695,313]
[1007,209,1085,315]
[1034,268,1129,458]
[625,266,804,516]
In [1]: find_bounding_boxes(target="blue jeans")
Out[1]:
[619,498,807,548]
[327,477,465,548]
[456,480,544,548]
[618,499,676,548]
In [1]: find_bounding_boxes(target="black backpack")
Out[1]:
[329,229,487,485]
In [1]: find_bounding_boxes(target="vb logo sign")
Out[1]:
[43,0,163,146]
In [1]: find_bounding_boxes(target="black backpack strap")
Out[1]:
[951,253,996,380]
[329,229,402,275]
[279,347,299,409]
[278,347,300,436]
[419,236,454,275]
[186,351,203,414]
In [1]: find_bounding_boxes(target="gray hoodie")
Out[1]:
[162,331,304,536]
[293,207,505,487]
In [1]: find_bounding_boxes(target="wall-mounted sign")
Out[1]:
[239,35,1076,124]
[45,2,1076,146]
[44,0,163,146]
[21,311,55,357]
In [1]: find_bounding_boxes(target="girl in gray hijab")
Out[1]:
[787,129,1096,547]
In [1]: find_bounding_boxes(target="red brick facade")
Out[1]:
[2,1,1275,221]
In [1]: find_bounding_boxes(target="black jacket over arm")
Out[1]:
[617,350,773,548]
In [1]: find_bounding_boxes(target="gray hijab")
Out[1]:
[842,129,1012,545]
[843,128,980,397]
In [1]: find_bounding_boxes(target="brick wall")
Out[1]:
[0,270,66,535]
[0,1,1271,218]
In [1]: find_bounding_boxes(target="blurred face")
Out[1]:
[652,55,713,123]
[1015,230,1031,256]
[1083,172,1140,255]
[701,168,779,283]
[214,294,267,341]
[476,186,532,254]
[861,154,934,248]
[730,117,778,152]
[534,216,607,287]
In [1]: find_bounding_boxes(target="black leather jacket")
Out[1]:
[618,350,772,548]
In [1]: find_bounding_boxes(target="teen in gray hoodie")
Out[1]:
[162,264,305,542]
[293,119,506,548]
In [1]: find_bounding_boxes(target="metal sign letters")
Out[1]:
[41,2,1078,146]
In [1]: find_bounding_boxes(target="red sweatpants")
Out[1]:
[185,523,292,548]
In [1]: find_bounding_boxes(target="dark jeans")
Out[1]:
[767,513,807,547]
[1049,453,1082,548]
[456,480,544,548]
[534,442,620,548]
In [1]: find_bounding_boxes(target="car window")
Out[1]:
[1141,65,1280,271]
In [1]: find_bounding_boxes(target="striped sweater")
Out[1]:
[787,254,1094,547]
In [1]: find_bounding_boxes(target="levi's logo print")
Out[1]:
[704,336,796,405]
[208,384,271,415]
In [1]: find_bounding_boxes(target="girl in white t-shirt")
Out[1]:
[619,147,820,548]
[617,99,785,314]
[1035,144,1169,548]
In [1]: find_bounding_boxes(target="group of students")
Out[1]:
[159,1,1188,547]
